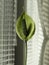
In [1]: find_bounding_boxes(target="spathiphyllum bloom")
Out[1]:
[15,12,35,65]
[16,12,35,41]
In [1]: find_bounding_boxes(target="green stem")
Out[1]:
[25,41,27,65]
[23,41,27,65]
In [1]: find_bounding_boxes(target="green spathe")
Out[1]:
[16,12,35,41]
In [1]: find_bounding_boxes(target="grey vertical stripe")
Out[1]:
[42,0,49,65]
[42,0,49,38]
[0,0,16,65]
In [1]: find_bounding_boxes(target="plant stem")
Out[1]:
[23,41,27,65]
[25,41,27,65]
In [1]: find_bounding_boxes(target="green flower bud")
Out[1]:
[16,12,35,41]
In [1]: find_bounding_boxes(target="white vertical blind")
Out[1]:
[0,0,17,65]
[37,0,49,65]
[26,0,44,65]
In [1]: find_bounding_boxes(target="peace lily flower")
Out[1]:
[15,12,35,65]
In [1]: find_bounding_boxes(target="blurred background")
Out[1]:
[0,0,49,65]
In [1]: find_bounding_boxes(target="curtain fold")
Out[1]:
[26,0,44,65]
